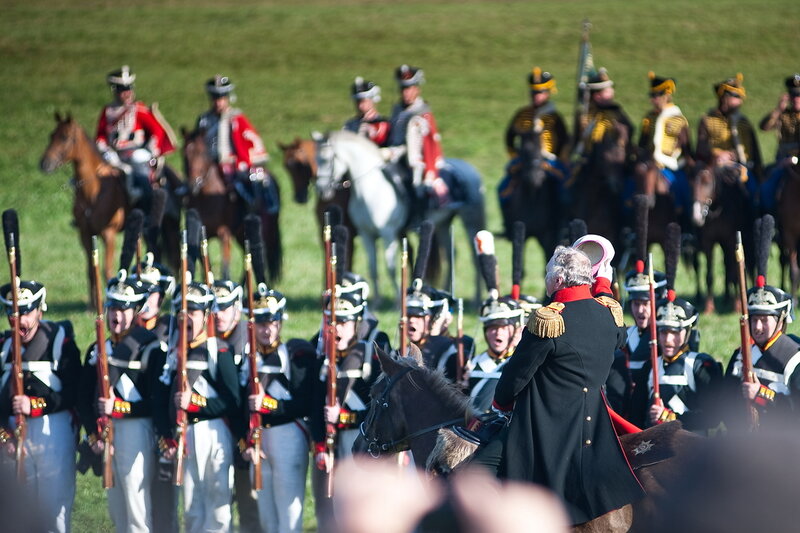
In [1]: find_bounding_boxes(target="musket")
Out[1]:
[735,231,759,429]
[200,227,216,339]
[455,298,465,384]
[399,238,409,357]
[325,242,338,498]
[173,231,189,486]
[647,253,663,410]
[243,242,263,490]
[91,236,114,488]
[4,223,26,482]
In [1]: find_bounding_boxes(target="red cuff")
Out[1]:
[592,278,613,297]
[29,396,46,417]
[314,442,326,454]
[492,399,513,413]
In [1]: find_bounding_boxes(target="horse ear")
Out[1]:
[54,111,62,123]
[406,343,425,366]
[375,343,403,376]
[67,112,73,122]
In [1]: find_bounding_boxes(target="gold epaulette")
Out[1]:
[528,302,565,338]
[594,296,624,327]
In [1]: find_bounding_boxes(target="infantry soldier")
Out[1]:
[427,287,475,377]
[311,290,381,533]
[471,245,645,526]
[758,74,800,214]
[196,75,277,212]
[499,67,570,237]
[343,77,390,146]
[78,271,166,533]
[647,291,723,432]
[131,253,175,339]
[465,296,524,413]
[242,285,315,533]
[696,74,763,205]
[382,65,450,213]
[405,285,461,381]
[95,66,176,208]
[0,280,81,533]
[636,72,694,227]
[155,281,242,533]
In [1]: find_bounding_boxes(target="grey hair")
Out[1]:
[546,245,594,288]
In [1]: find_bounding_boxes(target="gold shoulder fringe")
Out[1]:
[528,302,565,338]
[595,296,624,327]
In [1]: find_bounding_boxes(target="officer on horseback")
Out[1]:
[498,67,570,238]
[196,75,278,214]
[343,77,390,146]
[636,73,694,228]
[95,66,176,209]
[382,65,449,221]
[696,74,763,206]
[758,74,800,214]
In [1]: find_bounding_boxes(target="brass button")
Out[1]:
[585,439,592,445]
[586,416,592,421]
[582,387,589,393]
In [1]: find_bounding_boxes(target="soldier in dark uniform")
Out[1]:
[696,74,763,206]
[471,245,645,526]
[725,243,800,428]
[0,280,81,533]
[343,77,389,146]
[242,286,316,533]
[499,67,570,236]
[647,292,723,433]
[758,74,800,214]
[154,281,242,533]
[605,263,667,427]
[78,271,166,533]
[405,285,460,381]
[310,291,380,533]
[427,287,475,381]
[465,296,524,413]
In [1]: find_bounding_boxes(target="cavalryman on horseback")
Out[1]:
[758,74,800,214]
[196,75,278,213]
[498,67,570,237]
[696,74,763,206]
[382,65,449,217]
[636,72,694,229]
[343,77,390,146]
[95,66,177,209]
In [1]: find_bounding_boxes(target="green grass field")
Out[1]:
[1,0,798,530]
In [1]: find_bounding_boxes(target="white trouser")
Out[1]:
[183,418,234,533]
[107,417,155,533]
[256,422,309,533]
[10,411,77,533]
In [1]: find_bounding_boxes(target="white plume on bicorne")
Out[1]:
[474,230,495,256]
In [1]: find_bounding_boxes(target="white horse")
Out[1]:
[315,130,406,300]
[314,130,486,303]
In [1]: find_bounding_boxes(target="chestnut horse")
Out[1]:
[279,137,355,269]
[182,128,282,281]
[777,158,800,305]
[39,113,126,307]
[354,348,705,533]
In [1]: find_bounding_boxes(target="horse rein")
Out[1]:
[359,365,462,459]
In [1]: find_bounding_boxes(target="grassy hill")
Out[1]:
[1,0,798,530]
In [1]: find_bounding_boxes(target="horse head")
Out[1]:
[279,137,317,204]
[518,131,548,188]
[313,131,347,202]
[692,164,745,227]
[182,127,220,196]
[40,112,78,173]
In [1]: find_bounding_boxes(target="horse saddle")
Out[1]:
[620,420,700,470]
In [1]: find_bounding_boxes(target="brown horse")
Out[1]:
[353,348,705,532]
[183,128,282,281]
[39,113,127,307]
[691,164,753,313]
[279,137,355,269]
[777,158,800,305]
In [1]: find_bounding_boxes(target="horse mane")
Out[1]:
[328,129,382,157]
[393,356,475,420]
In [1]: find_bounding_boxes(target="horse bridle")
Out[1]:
[359,365,462,459]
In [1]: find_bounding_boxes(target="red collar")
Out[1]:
[552,284,593,303]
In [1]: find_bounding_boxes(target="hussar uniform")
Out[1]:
[241,287,315,533]
[96,66,176,207]
[78,274,166,533]
[154,282,242,533]
[343,77,390,146]
[0,281,81,533]
[638,73,693,220]
[649,294,722,433]
[758,74,800,213]
[696,74,763,201]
